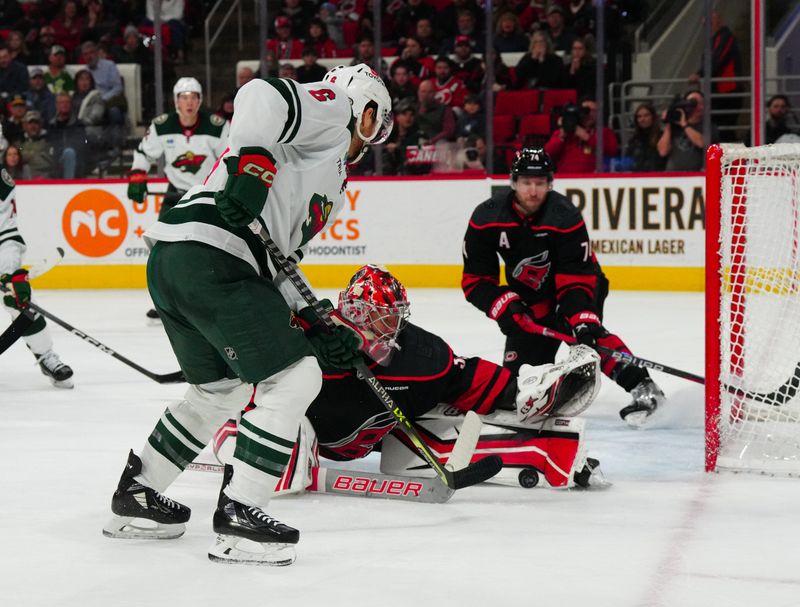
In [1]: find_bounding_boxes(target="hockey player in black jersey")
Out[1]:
[462,148,665,427]
[214,265,606,491]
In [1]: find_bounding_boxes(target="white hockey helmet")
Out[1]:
[173,77,203,106]
[322,63,393,144]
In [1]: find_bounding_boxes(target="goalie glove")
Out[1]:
[515,345,600,423]
[297,299,366,369]
[214,147,278,227]
[0,268,31,310]
[488,291,540,337]
[127,170,148,203]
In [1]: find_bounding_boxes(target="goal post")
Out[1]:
[706,143,800,474]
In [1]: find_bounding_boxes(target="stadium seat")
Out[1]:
[541,89,577,114]
[518,114,553,144]
[493,115,516,142]
[494,90,540,117]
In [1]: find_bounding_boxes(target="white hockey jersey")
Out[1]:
[131,109,231,192]
[144,77,353,309]
[0,169,24,275]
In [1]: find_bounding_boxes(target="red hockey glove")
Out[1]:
[214,147,278,227]
[568,311,606,348]
[297,299,366,369]
[0,269,31,310]
[488,292,540,337]
[127,170,148,203]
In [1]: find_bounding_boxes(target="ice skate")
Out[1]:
[36,349,74,389]
[619,378,665,428]
[208,465,299,566]
[103,450,190,540]
[573,457,611,489]
[145,308,162,325]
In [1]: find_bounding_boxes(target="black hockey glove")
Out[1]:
[297,299,365,369]
[214,147,277,227]
[568,311,606,349]
[488,292,540,337]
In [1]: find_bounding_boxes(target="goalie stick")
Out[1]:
[187,412,486,503]
[248,219,502,490]
[524,321,800,405]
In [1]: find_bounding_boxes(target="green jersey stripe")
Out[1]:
[239,417,296,449]
[266,78,297,143]
[0,234,24,246]
[284,79,303,143]
[164,409,206,450]
[0,227,20,237]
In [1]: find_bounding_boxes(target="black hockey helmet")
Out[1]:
[510,147,554,182]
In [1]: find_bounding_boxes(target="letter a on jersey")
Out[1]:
[499,231,510,249]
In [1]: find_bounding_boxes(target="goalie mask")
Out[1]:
[338,264,410,365]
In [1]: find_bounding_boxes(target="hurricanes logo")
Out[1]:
[172,151,207,174]
[513,251,551,291]
[62,189,128,257]
[301,193,333,246]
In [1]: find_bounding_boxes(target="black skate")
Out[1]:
[102,450,190,540]
[145,308,162,325]
[573,457,611,489]
[619,378,666,428]
[208,465,298,566]
[36,350,73,389]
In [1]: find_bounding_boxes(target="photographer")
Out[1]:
[544,97,619,173]
[657,90,718,172]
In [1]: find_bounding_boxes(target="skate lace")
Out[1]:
[247,506,278,526]
[36,350,63,370]
[155,492,180,510]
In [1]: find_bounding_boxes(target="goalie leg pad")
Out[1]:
[515,345,601,422]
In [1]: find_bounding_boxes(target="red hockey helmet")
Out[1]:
[338,264,410,365]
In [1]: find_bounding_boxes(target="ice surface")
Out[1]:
[2,289,799,607]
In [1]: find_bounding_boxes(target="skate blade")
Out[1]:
[146,317,163,327]
[102,515,185,540]
[50,377,74,389]
[208,534,296,566]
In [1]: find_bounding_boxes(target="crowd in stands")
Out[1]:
[0,0,191,179]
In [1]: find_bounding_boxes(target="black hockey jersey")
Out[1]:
[306,322,513,460]
[462,189,603,324]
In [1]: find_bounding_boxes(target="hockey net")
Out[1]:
[706,143,800,474]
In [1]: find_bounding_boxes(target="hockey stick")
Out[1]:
[0,287,185,384]
[526,321,800,405]
[0,247,66,355]
[248,219,501,490]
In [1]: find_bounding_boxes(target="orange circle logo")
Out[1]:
[62,189,128,257]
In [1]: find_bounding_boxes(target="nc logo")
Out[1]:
[70,209,121,238]
[62,189,128,257]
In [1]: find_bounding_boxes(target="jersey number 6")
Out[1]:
[309,88,336,102]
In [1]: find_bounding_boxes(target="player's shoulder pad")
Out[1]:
[209,113,225,127]
[1,168,15,189]
[540,190,585,231]
[153,113,169,125]
[393,323,452,375]
[469,189,513,228]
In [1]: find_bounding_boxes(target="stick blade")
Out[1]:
[446,410,482,471]
[154,371,186,384]
[450,454,503,490]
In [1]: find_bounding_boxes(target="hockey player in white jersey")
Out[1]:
[104,64,393,566]
[0,169,73,387]
[127,77,230,321]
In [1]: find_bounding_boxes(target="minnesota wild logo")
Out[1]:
[301,193,333,246]
[172,151,207,174]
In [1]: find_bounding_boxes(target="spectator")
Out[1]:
[437,0,483,40]
[267,16,304,60]
[565,36,596,99]
[25,68,56,124]
[0,0,24,30]
[395,0,437,41]
[80,40,125,125]
[439,10,484,55]
[689,10,742,142]
[416,78,456,143]
[414,18,438,57]
[544,97,619,173]
[296,47,327,83]
[515,31,566,90]
[83,0,120,45]
[47,92,84,178]
[452,35,483,94]
[455,93,484,140]
[765,94,799,144]
[383,99,428,175]
[3,94,27,144]
[487,48,515,92]
[215,92,235,121]
[71,69,105,147]
[278,62,297,80]
[236,66,254,89]
[391,37,434,87]
[3,144,31,180]
[622,102,665,172]
[44,45,74,95]
[275,0,315,39]
[543,5,575,54]
[17,110,56,178]
[28,25,57,65]
[430,56,467,109]
[454,134,486,172]
[50,0,83,59]
[493,12,529,54]
[388,63,416,107]
[0,47,29,97]
[146,0,187,63]
[356,0,399,47]
[318,2,345,48]
[350,37,388,78]
[657,90,718,171]
[517,0,548,31]
[305,17,337,58]
[567,0,595,37]
[6,30,28,64]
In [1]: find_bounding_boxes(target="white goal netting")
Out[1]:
[711,143,800,474]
